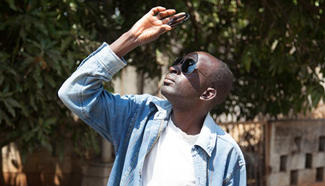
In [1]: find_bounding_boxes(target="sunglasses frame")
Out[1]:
[167,13,190,27]
[172,57,196,74]
[171,57,211,82]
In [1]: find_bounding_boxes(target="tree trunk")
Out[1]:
[0,149,4,186]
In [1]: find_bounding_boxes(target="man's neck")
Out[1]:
[171,108,207,135]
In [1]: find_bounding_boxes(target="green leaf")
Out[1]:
[61,37,73,51]
[44,117,57,127]
[6,98,22,109]
[45,74,56,88]
[242,49,252,72]
[311,85,325,107]
[6,0,17,11]
[4,100,16,117]
[0,75,4,85]
[0,110,13,126]
[41,140,53,153]
[243,55,252,72]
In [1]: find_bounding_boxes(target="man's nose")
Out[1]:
[168,65,181,75]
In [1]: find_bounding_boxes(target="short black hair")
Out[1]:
[211,61,233,104]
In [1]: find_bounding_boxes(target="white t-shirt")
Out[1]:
[142,118,200,186]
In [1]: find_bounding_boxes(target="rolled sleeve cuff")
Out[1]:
[95,42,127,77]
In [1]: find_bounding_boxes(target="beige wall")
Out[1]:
[267,119,325,186]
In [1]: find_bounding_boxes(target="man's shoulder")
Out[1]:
[217,132,243,153]
[132,94,166,104]
[211,120,245,161]
[205,115,240,149]
[203,115,245,161]
[217,131,245,165]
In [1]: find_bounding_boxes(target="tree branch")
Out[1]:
[185,0,200,43]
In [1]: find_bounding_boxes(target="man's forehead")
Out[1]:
[185,51,217,65]
[191,52,222,75]
[184,52,198,60]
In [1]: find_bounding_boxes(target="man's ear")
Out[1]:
[200,87,217,101]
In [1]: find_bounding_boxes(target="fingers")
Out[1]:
[159,25,172,34]
[171,12,187,19]
[166,13,190,27]
[162,12,186,24]
[163,25,172,31]
[147,7,184,33]
[150,6,166,15]
[156,9,176,19]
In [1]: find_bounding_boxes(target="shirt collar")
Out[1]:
[150,98,172,120]
[194,113,226,157]
[150,99,225,157]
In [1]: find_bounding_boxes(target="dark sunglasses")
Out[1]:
[167,13,190,27]
[172,57,207,78]
[172,57,198,74]
[171,56,211,83]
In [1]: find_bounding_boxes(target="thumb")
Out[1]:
[159,25,172,34]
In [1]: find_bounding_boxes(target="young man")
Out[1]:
[58,6,246,186]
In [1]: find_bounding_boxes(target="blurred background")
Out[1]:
[0,0,324,185]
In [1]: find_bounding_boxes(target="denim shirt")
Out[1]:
[58,43,246,186]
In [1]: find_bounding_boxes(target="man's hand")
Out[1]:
[110,6,185,58]
[129,6,179,45]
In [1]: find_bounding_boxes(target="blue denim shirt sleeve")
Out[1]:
[225,160,246,186]
[58,42,144,150]
[232,161,247,186]
[223,146,247,186]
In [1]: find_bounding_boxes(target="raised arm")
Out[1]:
[58,7,182,150]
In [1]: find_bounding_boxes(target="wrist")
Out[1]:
[124,30,140,47]
[110,31,139,58]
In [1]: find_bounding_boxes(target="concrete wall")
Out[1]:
[112,65,161,96]
[267,119,325,186]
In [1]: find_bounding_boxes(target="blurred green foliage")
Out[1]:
[0,0,324,156]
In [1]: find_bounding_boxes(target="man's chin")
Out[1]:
[161,86,182,100]
[160,86,173,98]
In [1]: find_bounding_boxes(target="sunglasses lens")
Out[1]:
[182,59,196,74]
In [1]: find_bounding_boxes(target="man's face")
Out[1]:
[161,52,212,104]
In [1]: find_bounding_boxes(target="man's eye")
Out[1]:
[187,59,195,66]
